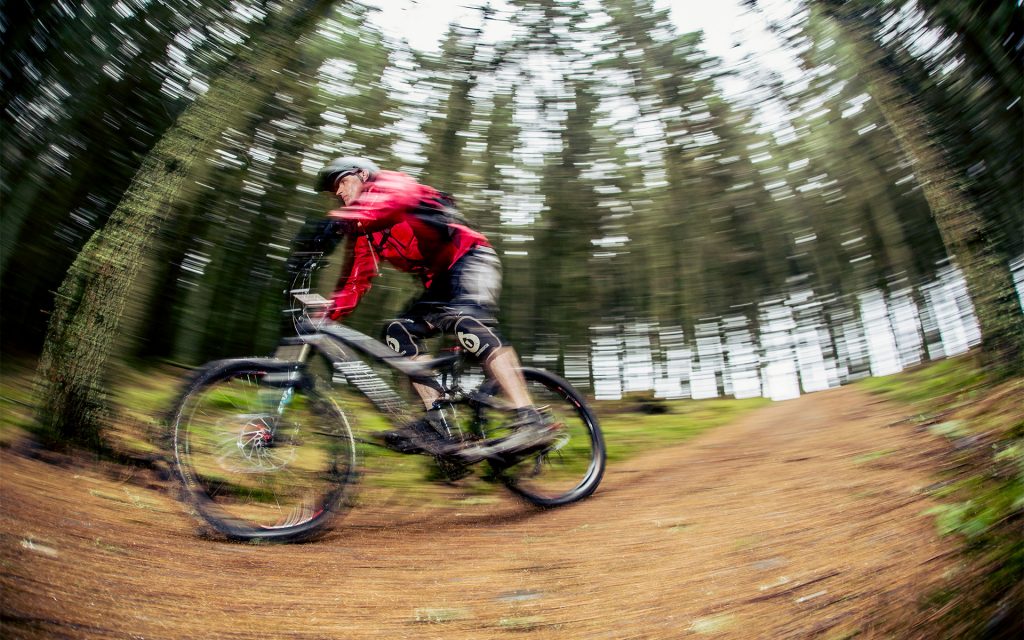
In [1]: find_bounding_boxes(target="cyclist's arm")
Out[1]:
[329,234,379,321]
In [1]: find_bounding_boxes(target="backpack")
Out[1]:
[411,191,474,237]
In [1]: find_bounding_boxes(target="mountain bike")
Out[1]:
[166,253,605,542]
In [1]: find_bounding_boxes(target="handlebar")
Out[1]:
[284,251,331,335]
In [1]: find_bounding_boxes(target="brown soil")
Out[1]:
[1,386,960,639]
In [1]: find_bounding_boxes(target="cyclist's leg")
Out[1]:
[382,310,439,410]
[430,248,539,417]
[483,346,532,409]
[372,308,452,454]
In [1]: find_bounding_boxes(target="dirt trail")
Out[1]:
[1,386,958,639]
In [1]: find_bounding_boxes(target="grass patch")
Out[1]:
[0,357,42,439]
[3,358,770,511]
[5,354,770,469]
[856,357,987,405]
[599,396,770,463]
[113,370,180,421]
[93,538,129,555]
[109,367,769,493]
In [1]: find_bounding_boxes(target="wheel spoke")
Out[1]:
[171,361,356,541]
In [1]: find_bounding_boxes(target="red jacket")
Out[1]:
[326,170,490,320]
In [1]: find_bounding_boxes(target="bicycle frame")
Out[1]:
[166,259,604,542]
[274,317,483,425]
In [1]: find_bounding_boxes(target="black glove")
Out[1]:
[285,219,349,274]
[302,219,348,254]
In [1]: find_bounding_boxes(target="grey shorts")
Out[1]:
[383,247,505,358]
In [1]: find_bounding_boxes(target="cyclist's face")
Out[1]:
[334,172,365,206]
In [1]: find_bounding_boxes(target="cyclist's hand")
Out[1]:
[325,305,347,323]
[288,219,351,268]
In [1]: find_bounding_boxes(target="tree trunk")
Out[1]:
[35,0,338,449]
[819,1,1023,375]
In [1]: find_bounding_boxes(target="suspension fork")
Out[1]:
[277,386,295,416]
[266,341,314,419]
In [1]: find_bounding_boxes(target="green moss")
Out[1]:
[856,357,987,404]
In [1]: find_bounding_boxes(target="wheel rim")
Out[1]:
[175,368,351,535]
[484,375,603,505]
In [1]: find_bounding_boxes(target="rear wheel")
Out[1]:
[169,359,356,542]
[478,368,605,507]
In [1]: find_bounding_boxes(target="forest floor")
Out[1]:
[0,384,980,639]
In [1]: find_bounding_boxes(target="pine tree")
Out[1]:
[35,0,340,449]
[815,0,1023,373]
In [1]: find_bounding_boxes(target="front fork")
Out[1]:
[277,386,295,416]
[258,342,313,443]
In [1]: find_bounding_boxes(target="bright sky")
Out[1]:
[367,0,745,54]
[365,0,802,99]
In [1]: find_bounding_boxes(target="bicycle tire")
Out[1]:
[479,368,606,507]
[169,358,356,542]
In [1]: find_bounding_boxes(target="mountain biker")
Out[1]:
[297,156,557,462]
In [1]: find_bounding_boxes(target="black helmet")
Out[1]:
[315,156,380,192]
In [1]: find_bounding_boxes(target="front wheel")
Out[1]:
[477,368,606,507]
[168,358,356,542]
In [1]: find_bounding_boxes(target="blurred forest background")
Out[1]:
[1,0,1021,443]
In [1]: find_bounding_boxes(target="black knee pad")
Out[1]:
[452,315,503,359]
[382,319,429,357]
